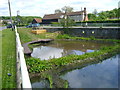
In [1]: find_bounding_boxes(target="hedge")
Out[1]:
[76,19,120,23]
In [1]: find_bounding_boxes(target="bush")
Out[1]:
[90,36,95,40]
[76,19,120,23]
[57,34,71,39]
[51,22,60,26]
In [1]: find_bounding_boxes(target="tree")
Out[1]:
[60,15,75,28]
[60,15,75,33]
[62,6,73,13]
[16,15,22,25]
[60,8,75,33]
[2,20,8,25]
[54,6,75,33]
[88,13,97,20]
[55,9,62,13]
[54,6,73,14]
[118,8,120,19]
[97,11,107,20]
[92,9,98,16]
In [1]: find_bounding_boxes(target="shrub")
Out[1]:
[57,34,71,39]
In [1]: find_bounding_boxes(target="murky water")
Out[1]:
[31,40,112,60]
[60,54,119,88]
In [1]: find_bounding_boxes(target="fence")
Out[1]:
[15,26,32,89]
[75,23,119,27]
[41,22,119,27]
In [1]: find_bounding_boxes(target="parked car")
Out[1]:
[7,24,15,28]
[26,23,40,28]
[26,24,32,28]
[32,23,40,27]
[7,24,12,28]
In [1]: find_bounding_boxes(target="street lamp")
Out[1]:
[8,0,14,30]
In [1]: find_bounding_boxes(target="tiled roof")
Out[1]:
[34,18,42,23]
[67,11,84,15]
[43,13,64,20]
[43,11,84,20]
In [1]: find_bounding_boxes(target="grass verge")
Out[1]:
[57,34,120,43]
[0,31,2,89]
[18,28,120,44]
[18,28,59,44]
[2,29,16,88]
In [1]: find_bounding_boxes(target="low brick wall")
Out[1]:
[45,27,120,39]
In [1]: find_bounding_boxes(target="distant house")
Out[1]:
[32,18,42,24]
[0,19,14,25]
[2,19,12,24]
[0,19,3,24]
[42,7,88,24]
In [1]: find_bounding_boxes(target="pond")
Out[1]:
[60,54,119,88]
[32,78,50,88]
[31,54,119,88]
[31,40,113,60]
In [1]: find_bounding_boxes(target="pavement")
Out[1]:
[0,26,6,31]
[42,26,120,28]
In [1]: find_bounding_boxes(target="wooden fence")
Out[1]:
[15,26,32,89]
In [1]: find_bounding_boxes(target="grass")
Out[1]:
[2,29,16,88]
[18,28,120,44]
[0,31,2,89]
[41,73,53,88]
[56,34,120,43]
[18,28,59,44]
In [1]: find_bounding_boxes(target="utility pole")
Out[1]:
[8,0,14,30]
[17,10,20,26]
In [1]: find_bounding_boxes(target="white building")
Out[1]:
[42,8,88,24]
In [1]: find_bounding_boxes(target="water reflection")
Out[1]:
[32,79,50,88]
[31,40,112,60]
[60,54,119,88]
[31,46,64,60]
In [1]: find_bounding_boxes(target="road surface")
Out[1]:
[0,26,6,31]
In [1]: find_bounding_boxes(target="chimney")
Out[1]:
[83,7,88,21]
[84,7,86,14]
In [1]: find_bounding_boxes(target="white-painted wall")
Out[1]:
[69,14,84,22]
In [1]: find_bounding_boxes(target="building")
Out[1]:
[1,19,13,25]
[0,19,3,23]
[32,18,42,24]
[42,7,88,24]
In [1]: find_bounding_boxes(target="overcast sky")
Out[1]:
[0,0,119,17]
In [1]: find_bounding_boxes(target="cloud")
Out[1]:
[0,0,119,17]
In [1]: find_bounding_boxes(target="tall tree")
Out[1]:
[88,13,97,20]
[97,11,107,20]
[62,6,73,13]
[59,6,75,33]
[55,9,62,13]
[92,9,98,16]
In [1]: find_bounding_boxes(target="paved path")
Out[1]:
[22,39,53,55]
[43,26,120,28]
[0,26,6,31]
